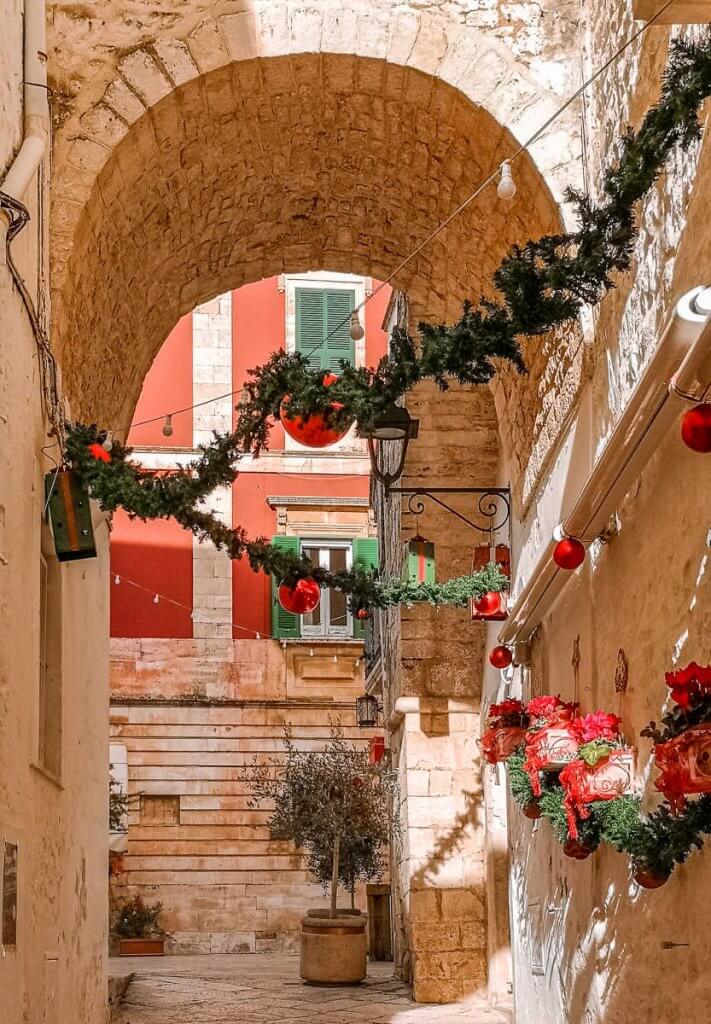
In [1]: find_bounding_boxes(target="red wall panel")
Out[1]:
[233,278,286,449]
[128,315,193,448]
[111,510,193,638]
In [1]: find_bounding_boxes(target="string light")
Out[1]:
[497,160,516,200]
[153,594,160,604]
[349,310,365,341]
[114,574,121,585]
[102,431,114,452]
[162,415,174,438]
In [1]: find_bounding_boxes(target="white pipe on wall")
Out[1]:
[1,0,50,202]
[499,286,711,646]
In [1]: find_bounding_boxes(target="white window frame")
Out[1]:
[282,272,370,455]
[300,539,353,639]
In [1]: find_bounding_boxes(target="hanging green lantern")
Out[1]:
[45,470,97,562]
[403,534,436,584]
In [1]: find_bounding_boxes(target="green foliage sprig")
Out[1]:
[64,35,711,605]
[65,423,507,610]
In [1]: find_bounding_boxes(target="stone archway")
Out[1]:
[48,7,580,1005]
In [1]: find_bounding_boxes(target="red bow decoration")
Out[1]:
[88,443,112,463]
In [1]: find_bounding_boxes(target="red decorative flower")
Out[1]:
[490,699,525,720]
[572,711,621,744]
[665,662,711,708]
[88,443,112,463]
[526,695,577,722]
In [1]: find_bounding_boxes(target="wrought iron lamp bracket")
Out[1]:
[387,486,511,539]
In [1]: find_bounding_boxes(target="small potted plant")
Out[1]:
[247,725,393,985]
[114,895,165,956]
[523,696,580,794]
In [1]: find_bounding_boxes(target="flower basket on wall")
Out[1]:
[522,697,579,795]
[480,699,529,765]
[643,663,711,811]
[560,747,635,839]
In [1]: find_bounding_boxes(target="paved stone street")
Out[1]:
[110,954,511,1024]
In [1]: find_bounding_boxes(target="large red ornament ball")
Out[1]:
[356,608,370,621]
[280,373,352,449]
[681,404,711,453]
[474,591,502,616]
[277,578,321,615]
[553,537,585,571]
[489,645,513,670]
[522,801,542,820]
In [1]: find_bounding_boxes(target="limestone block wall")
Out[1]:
[0,6,110,1022]
[496,9,711,1023]
[110,638,380,952]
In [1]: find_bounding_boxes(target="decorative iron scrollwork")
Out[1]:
[388,487,511,537]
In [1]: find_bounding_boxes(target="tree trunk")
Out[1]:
[350,880,355,910]
[330,832,340,918]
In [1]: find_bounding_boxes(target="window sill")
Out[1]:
[282,638,364,646]
[30,762,64,790]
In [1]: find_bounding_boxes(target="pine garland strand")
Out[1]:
[64,35,711,603]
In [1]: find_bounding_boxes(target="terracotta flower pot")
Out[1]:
[522,801,541,820]
[563,839,593,860]
[633,866,671,890]
[119,937,165,956]
[300,913,367,985]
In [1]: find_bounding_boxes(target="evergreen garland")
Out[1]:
[505,752,711,882]
[64,34,711,602]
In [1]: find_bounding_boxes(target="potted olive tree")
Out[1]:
[114,895,165,956]
[247,725,392,985]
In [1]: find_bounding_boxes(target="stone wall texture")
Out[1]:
[110,638,380,952]
[496,8,711,1024]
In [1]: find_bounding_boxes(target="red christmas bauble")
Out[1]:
[522,801,542,820]
[280,374,352,449]
[681,404,711,453]
[563,839,592,860]
[489,645,513,669]
[553,537,585,571]
[277,578,321,615]
[356,608,370,621]
[633,865,670,889]
[88,442,112,463]
[474,591,502,616]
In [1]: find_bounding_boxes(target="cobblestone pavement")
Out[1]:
[110,954,511,1024]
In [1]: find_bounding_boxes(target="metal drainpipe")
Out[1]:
[1,0,50,204]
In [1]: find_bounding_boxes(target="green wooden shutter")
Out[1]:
[271,536,301,639]
[295,288,356,372]
[352,537,380,639]
[324,289,356,371]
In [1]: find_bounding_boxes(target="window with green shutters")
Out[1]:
[270,536,301,639]
[295,288,356,371]
[269,536,379,640]
[351,537,380,640]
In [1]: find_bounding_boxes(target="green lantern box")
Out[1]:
[45,470,97,562]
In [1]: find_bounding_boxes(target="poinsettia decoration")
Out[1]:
[480,699,530,765]
[558,713,633,839]
[640,663,711,812]
[522,696,580,795]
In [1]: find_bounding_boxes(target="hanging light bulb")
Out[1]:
[497,160,516,200]
[162,414,174,438]
[256,632,261,640]
[114,574,121,585]
[349,310,365,341]
[153,594,160,604]
[102,431,114,452]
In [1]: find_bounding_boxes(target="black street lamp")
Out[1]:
[358,405,419,491]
